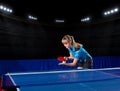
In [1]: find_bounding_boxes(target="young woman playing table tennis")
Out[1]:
[58,34,93,69]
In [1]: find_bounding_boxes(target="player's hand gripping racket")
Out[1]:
[57,56,66,65]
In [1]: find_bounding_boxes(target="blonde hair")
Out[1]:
[61,35,83,49]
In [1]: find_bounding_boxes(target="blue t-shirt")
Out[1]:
[68,46,92,62]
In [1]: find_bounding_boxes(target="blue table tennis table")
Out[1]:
[1,67,120,91]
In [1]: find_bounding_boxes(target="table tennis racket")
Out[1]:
[57,56,66,61]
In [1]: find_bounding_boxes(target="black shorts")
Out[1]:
[77,56,93,69]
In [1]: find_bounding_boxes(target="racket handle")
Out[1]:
[64,56,69,60]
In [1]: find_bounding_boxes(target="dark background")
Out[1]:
[0,14,120,59]
[0,0,120,59]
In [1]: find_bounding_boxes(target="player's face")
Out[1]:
[62,41,72,49]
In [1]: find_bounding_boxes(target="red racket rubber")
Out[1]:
[57,56,65,61]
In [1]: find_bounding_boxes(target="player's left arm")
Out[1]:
[59,58,78,66]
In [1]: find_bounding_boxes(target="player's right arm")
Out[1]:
[64,53,74,60]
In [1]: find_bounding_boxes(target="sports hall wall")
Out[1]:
[0,14,120,75]
[0,14,119,59]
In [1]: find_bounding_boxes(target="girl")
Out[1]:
[59,35,93,69]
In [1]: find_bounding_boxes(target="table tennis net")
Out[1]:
[2,67,120,88]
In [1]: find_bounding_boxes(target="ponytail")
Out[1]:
[70,36,83,49]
